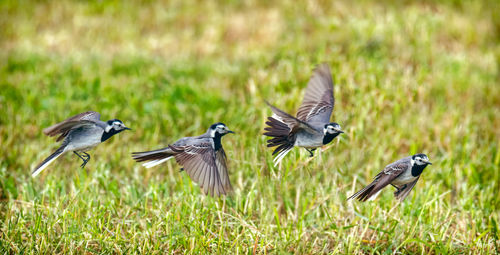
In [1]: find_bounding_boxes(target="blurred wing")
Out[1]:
[169,142,228,197]
[43,111,101,141]
[395,176,420,201]
[266,102,320,135]
[215,148,232,192]
[296,63,334,123]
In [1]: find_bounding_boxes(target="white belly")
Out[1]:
[295,132,323,148]
[64,126,102,152]
[65,139,100,152]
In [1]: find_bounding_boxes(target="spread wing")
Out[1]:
[215,148,232,192]
[43,111,101,141]
[295,63,334,123]
[266,102,321,135]
[169,141,228,197]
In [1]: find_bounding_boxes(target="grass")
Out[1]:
[1,0,499,253]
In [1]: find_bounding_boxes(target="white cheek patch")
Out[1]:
[411,158,415,166]
[413,158,425,165]
[105,125,113,132]
[210,129,216,138]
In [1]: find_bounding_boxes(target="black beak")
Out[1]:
[124,127,132,130]
[227,130,235,134]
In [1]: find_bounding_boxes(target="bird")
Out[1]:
[131,123,234,197]
[32,111,131,177]
[347,153,432,202]
[263,63,344,166]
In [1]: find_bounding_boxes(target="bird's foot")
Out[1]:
[80,161,88,168]
[393,184,407,196]
[391,184,401,195]
[306,148,316,157]
[80,152,91,168]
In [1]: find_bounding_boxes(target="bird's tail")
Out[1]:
[32,146,66,177]
[131,147,174,168]
[347,180,384,202]
[263,117,295,166]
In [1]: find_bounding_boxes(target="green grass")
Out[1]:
[1,0,499,253]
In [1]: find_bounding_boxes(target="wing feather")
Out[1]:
[215,148,232,192]
[169,141,229,197]
[395,176,420,201]
[296,63,334,123]
[265,101,320,135]
[43,111,101,141]
[349,162,408,201]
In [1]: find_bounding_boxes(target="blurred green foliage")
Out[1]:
[0,0,499,253]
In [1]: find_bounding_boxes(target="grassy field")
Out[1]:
[1,0,499,253]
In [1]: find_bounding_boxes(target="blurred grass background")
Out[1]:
[1,0,499,253]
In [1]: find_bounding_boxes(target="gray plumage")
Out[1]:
[131,123,234,197]
[348,153,432,202]
[264,63,344,166]
[32,111,130,177]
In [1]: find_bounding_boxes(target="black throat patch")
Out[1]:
[411,163,428,177]
[212,132,223,151]
[322,133,340,145]
[101,129,124,142]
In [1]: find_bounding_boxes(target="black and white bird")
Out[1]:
[348,153,432,202]
[263,63,344,166]
[32,111,131,177]
[131,123,234,197]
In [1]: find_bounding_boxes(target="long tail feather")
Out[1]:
[348,182,374,201]
[32,146,66,177]
[348,178,391,202]
[263,117,295,164]
[142,157,173,168]
[131,148,174,168]
[273,147,292,167]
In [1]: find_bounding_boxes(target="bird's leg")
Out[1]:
[391,184,401,193]
[75,152,91,168]
[392,184,408,196]
[82,152,91,162]
[306,148,316,157]
[74,151,85,165]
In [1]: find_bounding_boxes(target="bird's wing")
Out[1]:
[348,161,409,202]
[266,102,320,135]
[295,63,334,123]
[215,148,232,192]
[394,176,420,201]
[169,141,228,197]
[43,111,101,141]
[373,162,409,187]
